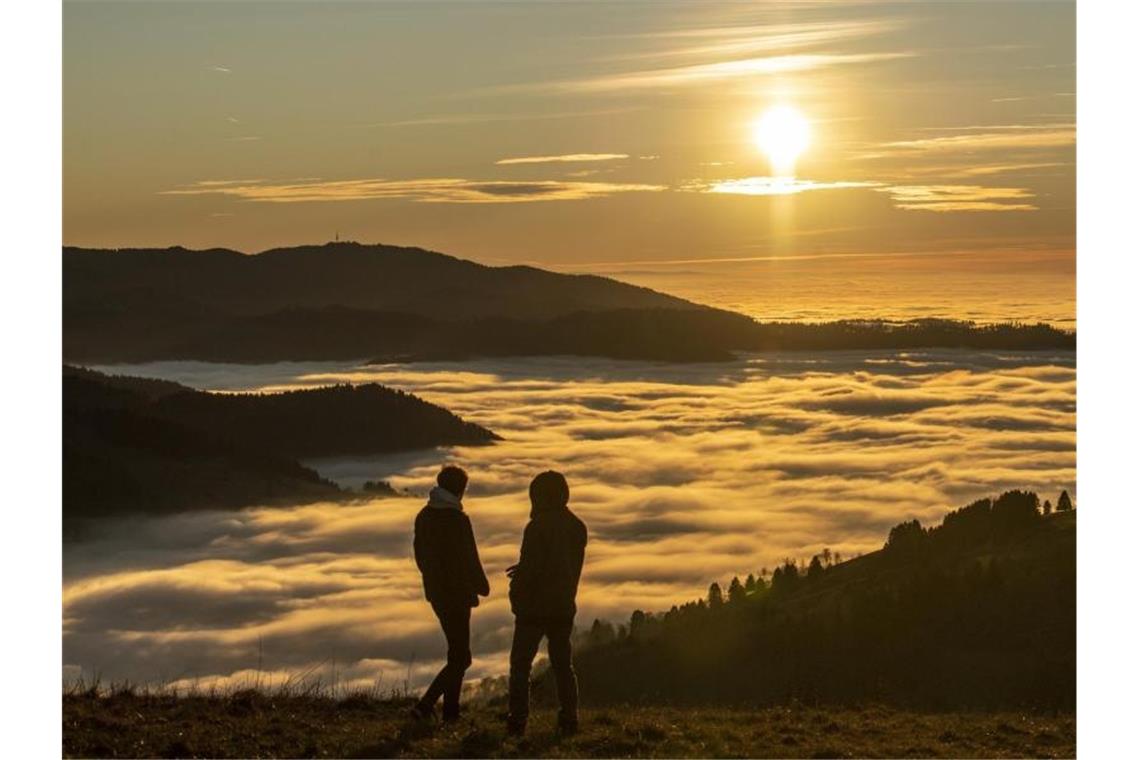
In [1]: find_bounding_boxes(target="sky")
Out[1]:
[64,0,1075,276]
[65,351,1075,690]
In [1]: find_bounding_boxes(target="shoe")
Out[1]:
[506,717,527,737]
[441,710,461,724]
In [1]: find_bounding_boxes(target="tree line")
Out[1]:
[550,489,1075,709]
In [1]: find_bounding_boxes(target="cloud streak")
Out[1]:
[881,185,1037,212]
[612,19,903,61]
[162,178,666,204]
[496,153,629,166]
[872,127,1075,156]
[553,52,913,92]
[682,176,882,196]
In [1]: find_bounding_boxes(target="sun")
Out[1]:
[752,105,812,177]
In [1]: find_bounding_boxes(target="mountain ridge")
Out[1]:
[63,242,1076,364]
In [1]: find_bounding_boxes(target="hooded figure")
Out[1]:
[506,470,587,736]
[411,466,489,722]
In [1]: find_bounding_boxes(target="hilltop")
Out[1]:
[63,243,1074,364]
[62,692,1074,759]
[63,366,497,521]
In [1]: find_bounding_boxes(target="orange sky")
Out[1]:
[65,1,1074,275]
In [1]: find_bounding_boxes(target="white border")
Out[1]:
[7,0,1139,754]
[1,0,63,756]
[1078,0,1140,755]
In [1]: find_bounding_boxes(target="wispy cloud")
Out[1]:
[881,185,1037,212]
[162,177,666,204]
[553,52,912,92]
[612,19,902,61]
[683,176,881,196]
[873,127,1075,155]
[496,153,629,166]
[375,107,637,128]
[991,93,1074,103]
[898,162,1067,179]
[209,65,231,74]
[681,176,1038,212]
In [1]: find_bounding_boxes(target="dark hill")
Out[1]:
[561,491,1075,710]
[63,366,497,520]
[62,243,1076,363]
[63,242,700,320]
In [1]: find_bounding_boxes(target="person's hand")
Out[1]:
[505,564,519,578]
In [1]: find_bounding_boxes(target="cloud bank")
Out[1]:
[65,351,1075,691]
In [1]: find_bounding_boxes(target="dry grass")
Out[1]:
[63,687,1075,759]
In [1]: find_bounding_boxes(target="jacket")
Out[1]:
[413,487,490,608]
[508,504,587,621]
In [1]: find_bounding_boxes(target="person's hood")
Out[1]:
[426,486,463,511]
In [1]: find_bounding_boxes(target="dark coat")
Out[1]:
[509,505,587,621]
[414,505,490,608]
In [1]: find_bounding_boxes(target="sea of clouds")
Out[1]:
[64,350,1075,692]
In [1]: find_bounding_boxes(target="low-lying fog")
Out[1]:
[65,350,1075,692]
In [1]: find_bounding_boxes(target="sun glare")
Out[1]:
[753,105,812,177]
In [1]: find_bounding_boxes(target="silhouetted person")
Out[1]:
[505,471,587,736]
[411,465,489,722]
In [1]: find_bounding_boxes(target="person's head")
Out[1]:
[529,470,569,515]
[437,465,469,500]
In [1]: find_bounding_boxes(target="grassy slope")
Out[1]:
[63,692,1075,759]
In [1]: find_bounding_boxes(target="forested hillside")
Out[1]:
[558,490,1076,709]
[63,367,497,519]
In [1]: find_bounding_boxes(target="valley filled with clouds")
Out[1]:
[65,350,1075,691]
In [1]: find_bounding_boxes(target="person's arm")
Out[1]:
[571,521,587,588]
[509,521,541,611]
[463,515,490,597]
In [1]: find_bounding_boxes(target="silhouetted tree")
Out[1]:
[807,555,824,580]
[1057,490,1073,511]
[587,618,616,648]
[1042,499,1053,516]
[991,490,1041,541]
[821,547,832,566]
[771,560,800,593]
[885,519,926,554]
[629,610,649,641]
[744,573,757,593]
[728,576,746,603]
[708,582,724,608]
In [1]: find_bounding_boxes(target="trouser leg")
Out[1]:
[507,619,544,726]
[439,605,471,718]
[418,664,449,710]
[546,618,578,728]
[418,603,471,717]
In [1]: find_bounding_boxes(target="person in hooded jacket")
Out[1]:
[505,470,588,735]
[411,465,489,722]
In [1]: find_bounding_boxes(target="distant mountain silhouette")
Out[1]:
[555,492,1074,710]
[63,243,1076,363]
[63,366,497,521]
